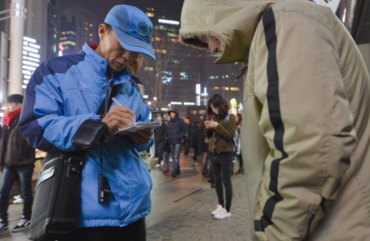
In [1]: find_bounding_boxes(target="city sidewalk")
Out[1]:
[1,153,251,241]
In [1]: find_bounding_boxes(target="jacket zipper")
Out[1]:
[104,73,115,114]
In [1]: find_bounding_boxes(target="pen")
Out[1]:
[112,97,122,106]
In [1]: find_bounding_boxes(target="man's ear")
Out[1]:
[98,24,107,40]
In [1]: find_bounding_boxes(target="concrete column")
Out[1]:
[8,0,25,95]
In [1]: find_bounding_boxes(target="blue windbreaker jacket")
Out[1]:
[19,43,153,227]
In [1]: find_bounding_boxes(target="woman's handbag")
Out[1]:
[28,84,120,240]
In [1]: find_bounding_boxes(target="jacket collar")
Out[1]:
[81,43,131,85]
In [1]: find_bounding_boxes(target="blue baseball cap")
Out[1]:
[104,5,155,60]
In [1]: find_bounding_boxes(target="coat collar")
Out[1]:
[81,43,131,85]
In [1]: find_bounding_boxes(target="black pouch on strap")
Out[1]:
[71,120,107,151]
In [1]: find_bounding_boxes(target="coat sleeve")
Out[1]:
[251,8,357,240]
[215,114,237,141]
[18,63,100,153]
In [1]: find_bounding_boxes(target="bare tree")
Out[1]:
[136,28,187,109]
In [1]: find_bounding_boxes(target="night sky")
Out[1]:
[59,0,125,24]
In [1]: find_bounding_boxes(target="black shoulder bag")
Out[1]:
[28,84,120,241]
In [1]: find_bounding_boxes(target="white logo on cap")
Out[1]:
[137,23,149,37]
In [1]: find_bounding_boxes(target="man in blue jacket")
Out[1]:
[165,108,186,177]
[19,4,154,241]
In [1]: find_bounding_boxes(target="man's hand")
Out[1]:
[101,106,136,134]
[126,128,153,145]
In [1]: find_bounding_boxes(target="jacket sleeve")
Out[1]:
[215,114,237,141]
[18,63,101,153]
[252,8,356,241]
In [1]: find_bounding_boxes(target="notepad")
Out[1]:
[113,121,162,135]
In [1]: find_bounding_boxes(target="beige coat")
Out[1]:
[180,0,370,240]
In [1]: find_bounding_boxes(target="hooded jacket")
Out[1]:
[19,43,153,228]
[0,113,35,168]
[180,0,370,240]
[165,109,186,145]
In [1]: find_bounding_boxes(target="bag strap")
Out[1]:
[96,84,120,116]
[68,84,120,160]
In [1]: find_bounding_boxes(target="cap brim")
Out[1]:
[112,26,155,60]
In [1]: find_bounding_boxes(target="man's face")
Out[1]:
[199,36,222,53]
[157,115,162,121]
[4,102,21,112]
[170,112,176,119]
[98,24,141,72]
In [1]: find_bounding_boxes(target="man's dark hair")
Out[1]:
[104,23,113,33]
[7,94,23,104]
[206,94,229,119]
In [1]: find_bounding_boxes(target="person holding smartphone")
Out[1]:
[205,94,237,220]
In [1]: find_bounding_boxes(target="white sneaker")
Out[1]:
[13,195,21,200]
[13,198,24,204]
[214,209,231,219]
[155,164,160,168]
[160,161,164,166]
[211,205,224,216]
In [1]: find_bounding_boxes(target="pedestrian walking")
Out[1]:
[154,113,166,168]
[235,113,244,174]
[0,94,36,234]
[164,108,186,178]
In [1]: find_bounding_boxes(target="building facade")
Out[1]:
[46,0,59,59]
[59,5,98,55]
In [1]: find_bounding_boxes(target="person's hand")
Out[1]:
[205,120,218,129]
[101,106,136,134]
[126,128,153,145]
[0,167,3,173]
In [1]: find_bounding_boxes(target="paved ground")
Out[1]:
[1,152,251,241]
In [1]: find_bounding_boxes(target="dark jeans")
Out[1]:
[190,141,199,160]
[53,218,146,241]
[155,141,165,164]
[211,162,233,212]
[170,144,181,175]
[0,164,34,221]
